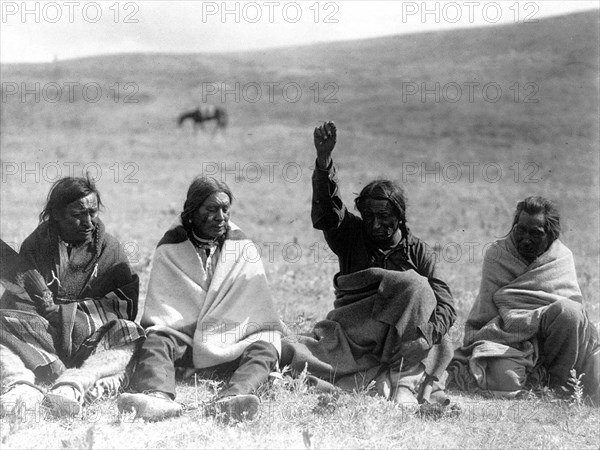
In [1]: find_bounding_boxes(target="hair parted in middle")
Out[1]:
[355,179,409,238]
[180,176,233,234]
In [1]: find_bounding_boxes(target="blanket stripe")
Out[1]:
[0,221,144,376]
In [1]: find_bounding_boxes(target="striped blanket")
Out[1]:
[0,221,144,379]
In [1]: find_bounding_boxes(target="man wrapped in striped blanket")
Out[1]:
[0,176,144,417]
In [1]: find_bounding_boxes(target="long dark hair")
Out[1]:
[40,175,103,269]
[180,176,233,237]
[40,175,103,225]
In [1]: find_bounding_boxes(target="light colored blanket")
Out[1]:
[142,220,282,368]
[462,236,582,391]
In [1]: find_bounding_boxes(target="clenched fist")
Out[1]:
[313,121,337,169]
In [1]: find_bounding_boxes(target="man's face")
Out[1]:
[512,211,549,263]
[192,192,231,240]
[360,199,400,247]
[55,193,99,244]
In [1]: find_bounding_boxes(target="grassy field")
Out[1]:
[1,10,599,449]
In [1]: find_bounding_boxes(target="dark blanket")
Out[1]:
[0,221,144,377]
[281,268,453,389]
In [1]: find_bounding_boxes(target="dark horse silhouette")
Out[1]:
[177,105,227,134]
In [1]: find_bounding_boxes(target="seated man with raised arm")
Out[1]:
[0,176,144,417]
[280,122,457,405]
[458,196,599,403]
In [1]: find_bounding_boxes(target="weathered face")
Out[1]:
[360,199,401,247]
[192,192,231,240]
[55,193,99,244]
[512,211,549,263]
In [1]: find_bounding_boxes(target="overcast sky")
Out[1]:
[1,1,598,63]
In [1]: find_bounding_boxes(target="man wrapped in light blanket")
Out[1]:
[118,177,283,422]
[460,196,599,403]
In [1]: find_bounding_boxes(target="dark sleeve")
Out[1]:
[413,242,456,346]
[311,159,347,230]
[3,234,48,313]
[0,239,32,310]
[311,159,363,256]
[18,232,43,271]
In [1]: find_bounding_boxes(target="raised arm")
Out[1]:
[311,121,347,230]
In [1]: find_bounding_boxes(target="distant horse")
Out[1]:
[177,105,227,134]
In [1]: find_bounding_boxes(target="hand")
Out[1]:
[313,121,337,168]
[21,269,56,312]
[390,337,431,370]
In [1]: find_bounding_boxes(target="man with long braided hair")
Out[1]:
[0,176,144,417]
[281,121,457,406]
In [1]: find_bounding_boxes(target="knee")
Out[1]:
[544,299,585,328]
[405,271,431,293]
[142,330,177,350]
[245,341,278,358]
[242,341,279,369]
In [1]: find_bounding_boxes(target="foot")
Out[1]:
[213,394,260,423]
[0,383,44,417]
[44,384,83,417]
[86,371,129,403]
[394,386,418,405]
[117,392,182,422]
